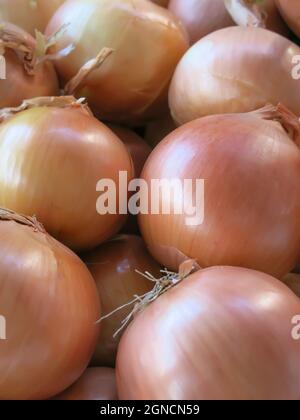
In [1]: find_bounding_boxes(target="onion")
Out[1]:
[138,105,300,278]
[145,114,177,147]
[276,0,300,37]
[0,208,100,400]
[54,368,117,400]
[168,0,234,45]
[283,273,300,298]
[108,124,151,177]
[116,266,300,400]
[0,23,59,109]
[169,26,300,125]
[46,0,188,124]
[83,235,161,367]
[0,0,65,35]
[0,96,134,251]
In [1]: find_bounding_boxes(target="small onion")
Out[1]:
[169,26,300,125]
[116,266,300,400]
[0,97,134,251]
[276,0,300,37]
[46,0,188,124]
[54,368,118,400]
[0,0,65,35]
[108,124,152,177]
[138,105,300,278]
[0,23,59,109]
[168,0,234,45]
[0,209,100,400]
[83,235,161,367]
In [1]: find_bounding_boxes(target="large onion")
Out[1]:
[46,0,188,124]
[116,266,300,400]
[83,235,161,367]
[0,23,59,109]
[168,0,234,45]
[0,209,100,400]
[0,0,65,35]
[169,26,300,125]
[138,105,300,278]
[54,368,118,400]
[276,0,300,37]
[0,97,134,251]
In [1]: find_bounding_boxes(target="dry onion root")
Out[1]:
[0,95,134,251]
[0,207,100,400]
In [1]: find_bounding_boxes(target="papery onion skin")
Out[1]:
[46,0,189,124]
[169,27,300,125]
[83,235,161,367]
[168,0,234,45]
[0,0,65,35]
[54,368,118,400]
[116,266,300,400]
[0,106,134,251]
[108,124,152,177]
[138,111,300,278]
[283,272,300,298]
[0,218,100,400]
[276,0,300,37]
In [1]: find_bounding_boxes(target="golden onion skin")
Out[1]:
[46,0,189,124]
[0,107,134,251]
[169,27,300,125]
[0,219,100,400]
[276,0,300,37]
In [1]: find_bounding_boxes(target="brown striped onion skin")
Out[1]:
[169,27,300,125]
[0,106,134,251]
[168,0,234,45]
[46,0,188,124]
[0,0,65,35]
[54,368,118,400]
[283,272,300,298]
[0,218,100,400]
[117,266,300,400]
[83,235,161,367]
[138,111,300,278]
[276,0,300,37]
[108,124,152,177]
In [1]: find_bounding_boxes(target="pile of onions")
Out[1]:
[0,209,100,400]
[46,0,188,124]
[0,0,65,35]
[108,124,151,177]
[276,0,300,37]
[83,235,161,367]
[138,105,300,278]
[169,26,300,125]
[54,368,118,400]
[0,97,134,251]
[116,266,300,400]
[283,272,300,298]
[0,23,59,109]
[168,0,234,45]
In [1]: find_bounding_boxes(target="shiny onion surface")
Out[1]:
[117,266,300,400]
[169,27,300,125]
[46,0,189,124]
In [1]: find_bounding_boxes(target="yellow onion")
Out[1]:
[0,23,59,109]
[54,368,118,400]
[138,105,300,278]
[0,96,134,251]
[116,266,300,399]
[169,26,300,125]
[46,0,188,124]
[276,0,300,37]
[282,272,300,298]
[0,0,65,35]
[0,209,100,400]
[168,0,234,45]
[83,235,161,367]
